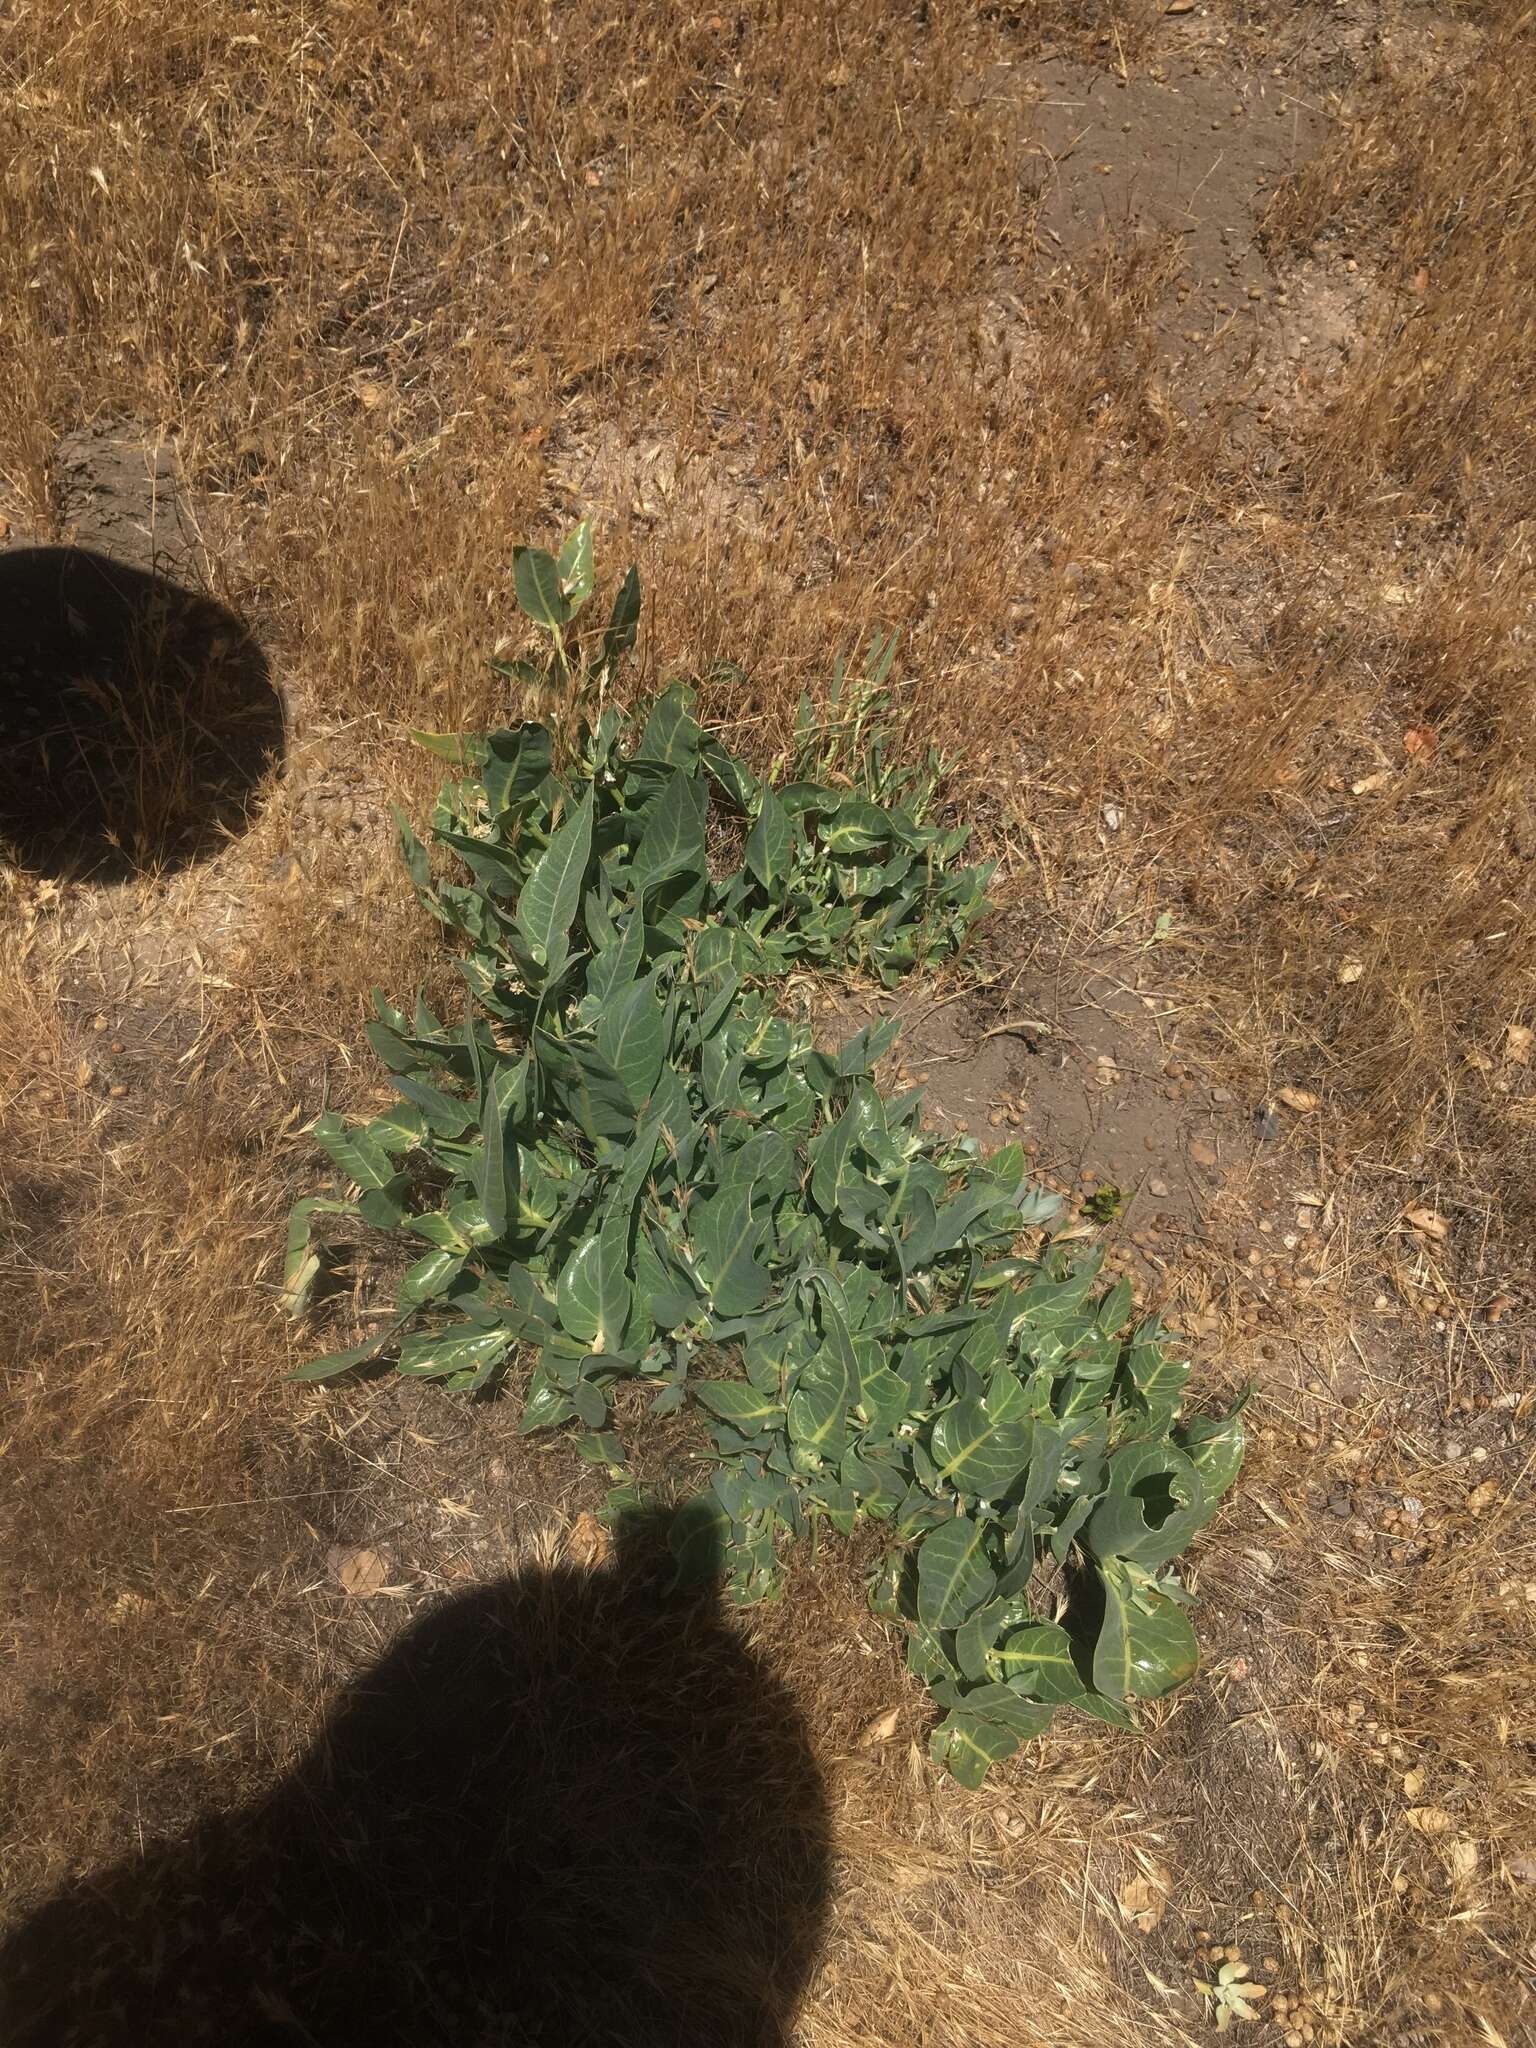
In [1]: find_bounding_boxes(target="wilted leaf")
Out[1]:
[1404,1206,1448,1241]
[859,1706,902,1747]
[1406,1805,1455,1835]
[1118,1859,1173,1933]
[565,1510,611,1568]
[329,1545,389,1598]
[1276,1086,1319,1113]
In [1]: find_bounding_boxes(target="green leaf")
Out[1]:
[400,1249,467,1304]
[595,970,669,1108]
[929,1711,1022,1790]
[669,1491,730,1588]
[744,786,793,896]
[557,519,594,607]
[637,683,701,767]
[476,1061,521,1237]
[310,1113,396,1191]
[915,1519,995,1631]
[396,1325,515,1381]
[694,1180,771,1317]
[599,563,642,675]
[1084,1441,1208,1568]
[633,768,707,897]
[822,798,895,855]
[393,1073,476,1139]
[483,724,553,815]
[287,1339,385,1384]
[929,1402,1034,1502]
[787,1347,852,1461]
[695,1381,785,1431]
[513,545,572,631]
[555,1207,633,1355]
[1177,1397,1248,1504]
[1092,1564,1200,1701]
[991,1620,1083,1702]
[515,787,594,974]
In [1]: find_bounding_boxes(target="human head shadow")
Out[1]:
[0,1517,830,2047]
[0,546,283,880]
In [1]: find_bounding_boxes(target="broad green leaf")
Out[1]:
[599,564,642,675]
[400,1249,467,1304]
[595,970,669,1108]
[556,1207,633,1354]
[744,786,793,896]
[669,1491,730,1588]
[637,683,701,767]
[1176,1398,1248,1504]
[929,1711,1022,1789]
[695,1380,785,1431]
[587,911,644,1009]
[311,1113,395,1191]
[513,545,572,630]
[822,797,895,855]
[787,1347,852,1461]
[694,1180,771,1317]
[393,1073,476,1139]
[476,1061,521,1237]
[633,768,707,896]
[1092,1564,1200,1700]
[1084,1441,1208,1568]
[992,1620,1083,1702]
[915,1519,995,1631]
[929,1401,1034,1502]
[287,1339,384,1383]
[515,788,594,974]
[396,1325,514,1381]
[483,724,553,816]
[557,519,594,606]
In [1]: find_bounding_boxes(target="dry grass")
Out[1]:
[2,1,1534,2042]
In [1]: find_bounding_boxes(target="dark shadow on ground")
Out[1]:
[0,547,283,879]
[0,1522,829,2046]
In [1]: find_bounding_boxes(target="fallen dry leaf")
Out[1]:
[1351,770,1390,795]
[1407,1805,1455,1836]
[1506,1023,1532,1066]
[1338,960,1364,985]
[1277,1086,1319,1113]
[1412,265,1431,293]
[1403,723,1438,759]
[1118,1860,1174,1933]
[1507,1848,1536,1885]
[565,1510,611,1568]
[1403,1767,1426,1799]
[859,1706,902,1747]
[1448,1839,1480,1882]
[329,1544,389,1598]
[1404,1205,1448,1241]
[1466,1479,1500,1515]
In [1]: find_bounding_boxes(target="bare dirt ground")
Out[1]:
[2,2,1532,2044]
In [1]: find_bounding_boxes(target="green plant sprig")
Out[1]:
[283,530,1245,1786]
